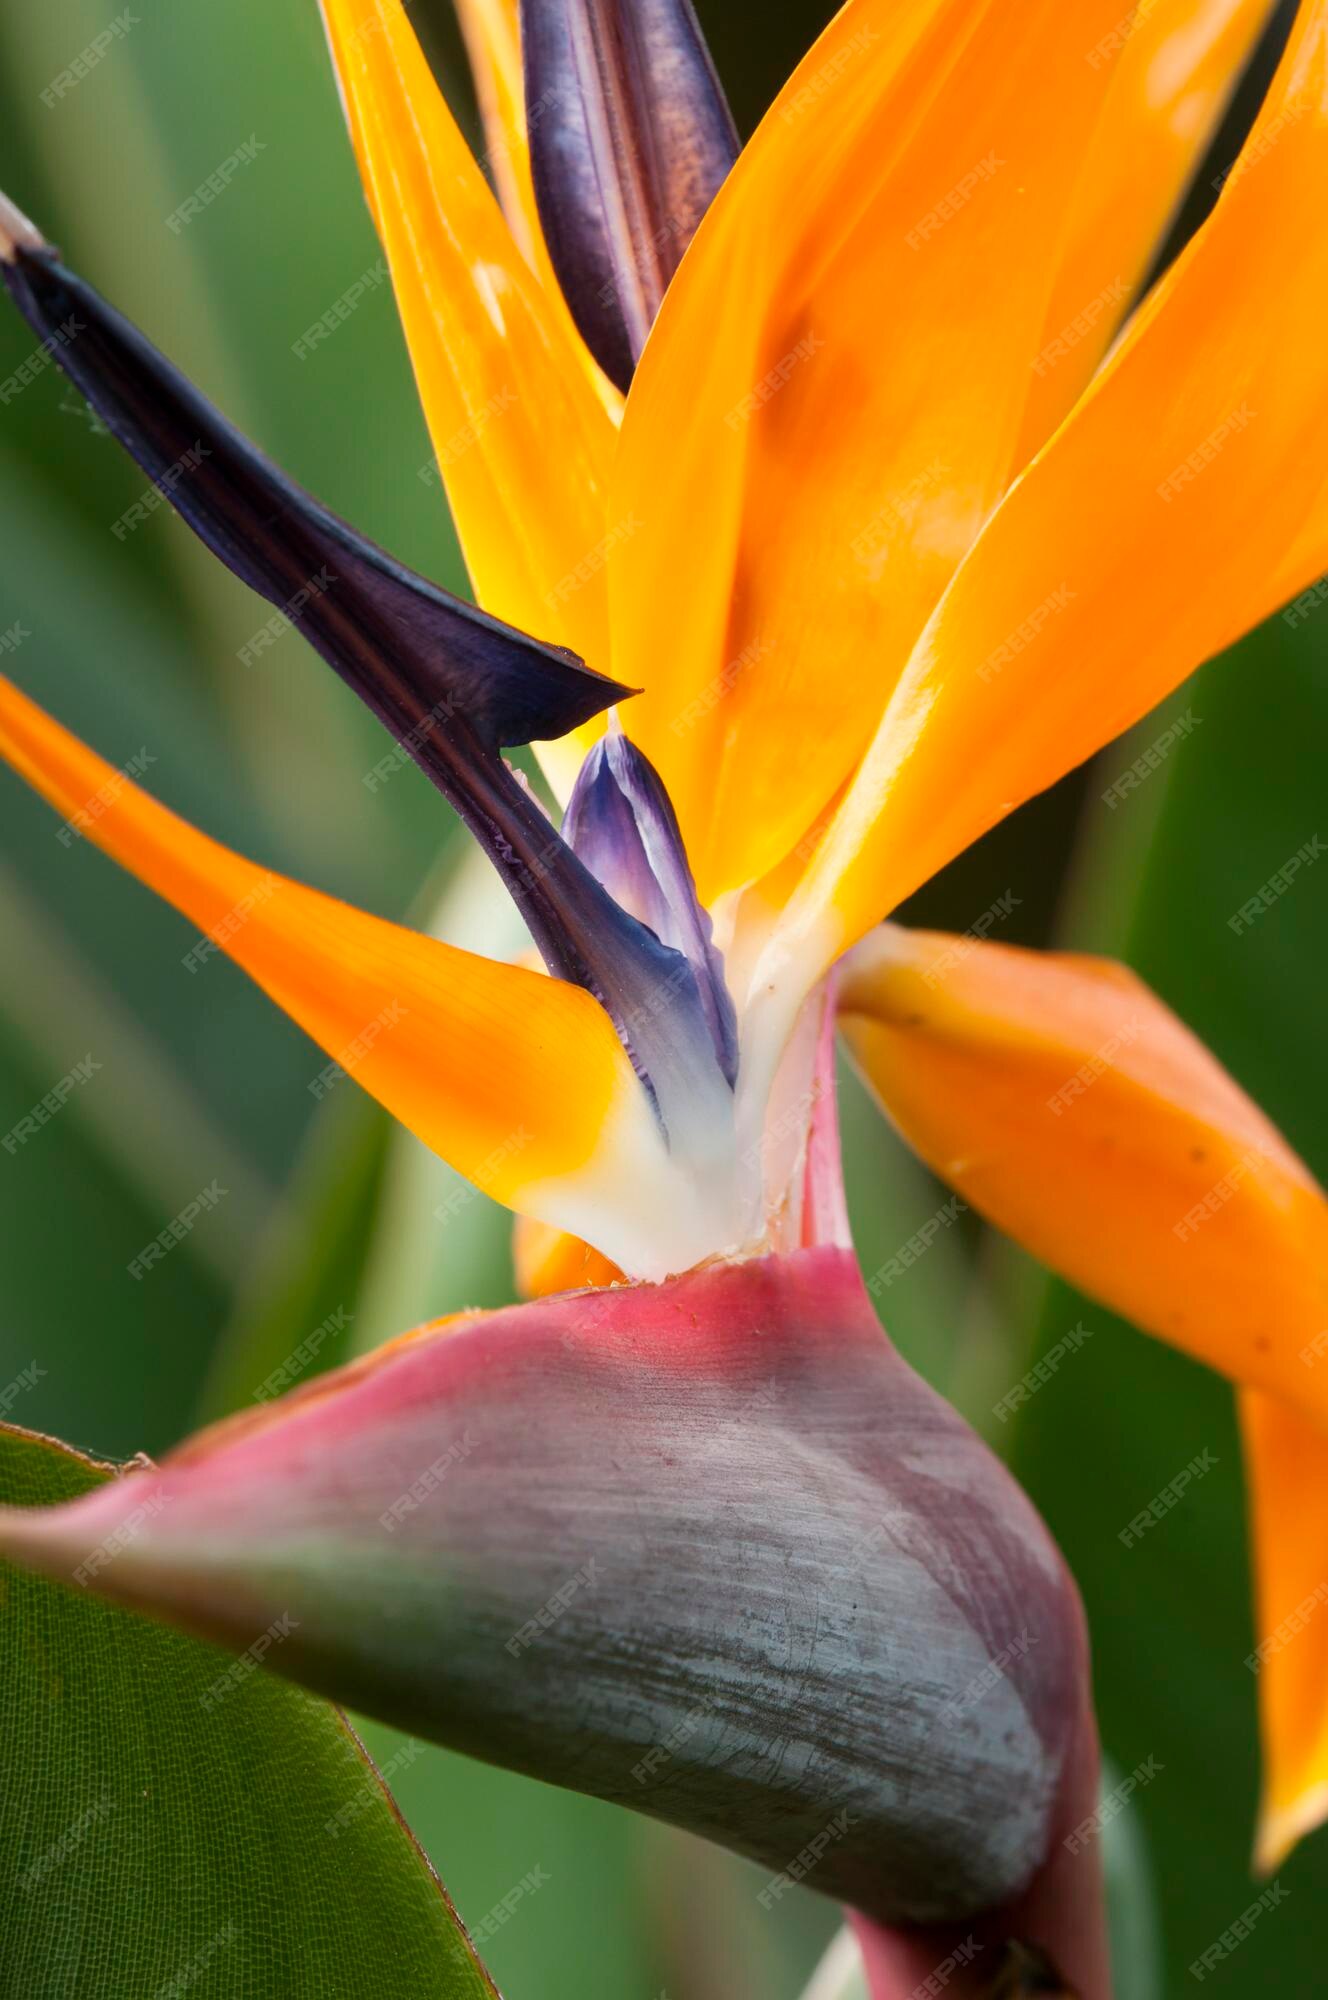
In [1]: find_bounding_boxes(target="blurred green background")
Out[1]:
[0,2,1323,1992]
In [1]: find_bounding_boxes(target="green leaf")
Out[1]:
[0,1423,496,1999]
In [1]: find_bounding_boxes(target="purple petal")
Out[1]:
[521,0,739,389]
[0,238,629,753]
[0,220,730,1140]
[565,728,738,1082]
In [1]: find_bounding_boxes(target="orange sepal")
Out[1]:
[0,675,672,1264]
[839,925,1328,1424]
[1241,1389,1328,1870]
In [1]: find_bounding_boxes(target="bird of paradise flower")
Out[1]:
[0,0,1325,1994]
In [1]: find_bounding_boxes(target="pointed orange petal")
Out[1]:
[452,0,542,262]
[319,0,621,799]
[610,0,1170,906]
[511,1216,622,1297]
[1241,1389,1328,1869]
[838,926,1328,1423]
[0,675,695,1272]
[780,2,1328,974]
[1013,0,1275,467]
[451,0,621,405]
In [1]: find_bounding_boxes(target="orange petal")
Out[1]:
[1013,0,1275,467]
[610,0,1181,906]
[838,926,1328,1423]
[318,0,621,800]
[779,1,1328,975]
[846,924,1328,1866]
[451,0,543,263]
[451,0,621,406]
[511,1216,623,1298]
[0,675,712,1277]
[1241,1389,1328,1870]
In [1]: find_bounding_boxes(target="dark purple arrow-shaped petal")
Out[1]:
[0,197,733,1136]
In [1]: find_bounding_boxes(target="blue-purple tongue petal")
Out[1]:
[0,239,627,752]
[0,223,733,1161]
[520,0,739,391]
[565,730,738,1084]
